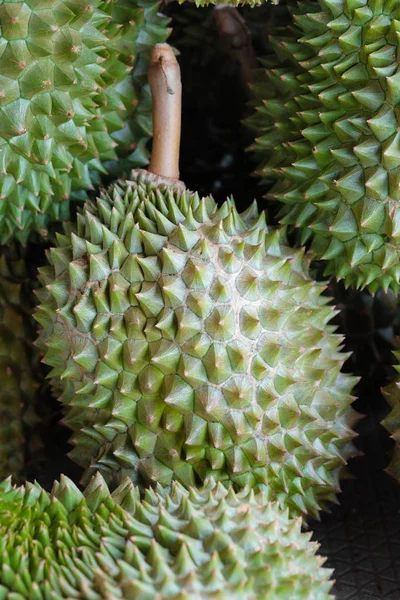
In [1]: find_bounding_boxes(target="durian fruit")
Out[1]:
[382,356,400,482]
[35,43,359,519]
[0,474,334,599]
[0,0,169,244]
[250,0,400,293]
[0,244,43,482]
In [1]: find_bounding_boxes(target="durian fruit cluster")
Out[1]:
[2,0,400,598]
[0,2,338,598]
[0,474,333,599]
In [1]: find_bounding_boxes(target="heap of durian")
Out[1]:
[0,474,334,599]
[382,355,400,482]
[250,0,400,293]
[35,43,359,519]
[0,0,169,243]
[0,244,42,481]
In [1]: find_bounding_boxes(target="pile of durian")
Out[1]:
[1,1,400,598]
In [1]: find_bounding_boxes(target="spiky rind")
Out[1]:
[382,353,400,482]
[0,474,333,599]
[0,245,42,481]
[0,0,169,243]
[250,0,400,293]
[36,170,359,519]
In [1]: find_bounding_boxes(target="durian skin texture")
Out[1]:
[0,0,169,244]
[0,474,333,599]
[35,170,359,519]
[0,245,41,482]
[382,353,400,482]
[251,0,400,293]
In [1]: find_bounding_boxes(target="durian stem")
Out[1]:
[213,7,257,92]
[148,44,182,181]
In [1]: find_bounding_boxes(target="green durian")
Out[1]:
[382,354,400,482]
[35,168,360,518]
[0,0,169,244]
[0,244,42,481]
[35,41,359,519]
[250,0,400,293]
[0,474,334,599]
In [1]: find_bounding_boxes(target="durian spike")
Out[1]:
[148,44,182,181]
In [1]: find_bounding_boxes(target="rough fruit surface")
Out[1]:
[36,171,359,518]
[0,0,169,243]
[0,474,333,599]
[251,0,400,293]
[0,245,41,481]
[382,353,400,482]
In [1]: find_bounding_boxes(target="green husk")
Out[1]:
[0,474,334,599]
[36,170,360,519]
[0,0,169,243]
[250,0,400,293]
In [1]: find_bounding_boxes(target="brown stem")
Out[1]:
[148,44,182,181]
[214,7,257,93]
